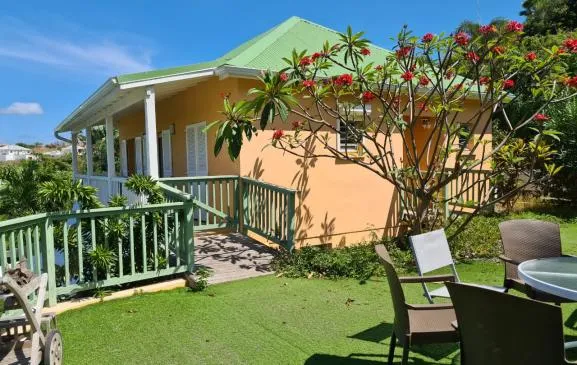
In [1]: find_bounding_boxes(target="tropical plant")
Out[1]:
[38,178,101,212]
[210,21,576,235]
[124,175,163,204]
[521,0,577,35]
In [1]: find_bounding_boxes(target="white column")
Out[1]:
[85,127,93,184]
[71,132,78,178]
[144,87,159,179]
[105,115,116,196]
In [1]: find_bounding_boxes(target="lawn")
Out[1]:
[58,259,577,365]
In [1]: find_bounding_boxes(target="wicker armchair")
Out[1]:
[375,245,458,365]
[446,282,576,365]
[499,219,572,303]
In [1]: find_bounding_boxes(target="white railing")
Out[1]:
[75,175,139,206]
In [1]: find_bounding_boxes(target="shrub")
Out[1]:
[272,243,385,281]
[447,216,504,261]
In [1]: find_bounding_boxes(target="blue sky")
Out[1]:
[0,0,523,144]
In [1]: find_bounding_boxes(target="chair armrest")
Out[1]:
[406,303,454,310]
[399,274,456,284]
[499,254,521,265]
[451,320,458,330]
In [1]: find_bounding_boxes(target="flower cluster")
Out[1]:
[466,51,480,63]
[396,46,412,58]
[272,130,284,140]
[360,47,371,56]
[563,38,577,53]
[479,24,497,35]
[419,75,430,86]
[361,91,375,103]
[454,32,470,46]
[422,33,434,43]
[401,71,414,81]
[479,76,491,85]
[503,79,515,90]
[525,52,537,62]
[534,113,549,122]
[334,74,353,86]
[299,56,312,67]
[280,72,289,82]
[566,76,577,88]
[506,21,524,33]
[492,46,505,55]
[292,120,303,130]
[302,80,316,88]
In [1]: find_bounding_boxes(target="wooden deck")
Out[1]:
[194,232,277,284]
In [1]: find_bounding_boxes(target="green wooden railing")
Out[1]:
[159,176,297,250]
[159,176,239,231]
[0,202,194,306]
[241,177,296,250]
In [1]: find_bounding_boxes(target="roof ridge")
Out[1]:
[225,16,302,67]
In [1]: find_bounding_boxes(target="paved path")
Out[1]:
[194,232,277,284]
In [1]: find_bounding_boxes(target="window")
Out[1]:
[337,104,369,153]
[458,124,471,149]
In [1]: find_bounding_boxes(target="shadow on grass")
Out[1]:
[304,352,460,364]
[346,322,459,363]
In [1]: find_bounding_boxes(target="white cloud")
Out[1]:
[0,102,44,115]
[0,17,154,75]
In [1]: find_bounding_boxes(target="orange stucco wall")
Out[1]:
[116,77,241,177]
[116,76,492,248]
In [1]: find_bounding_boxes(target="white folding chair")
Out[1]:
[409,228,506,303]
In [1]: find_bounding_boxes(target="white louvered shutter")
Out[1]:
[134,137,143,174]
[196,122,208,176]
[162,129,172,177]
[186,125,197,177]
[120,140,128,177]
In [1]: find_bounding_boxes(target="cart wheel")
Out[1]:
[43,329,63,365]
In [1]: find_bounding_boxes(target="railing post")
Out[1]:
[235,177,241,233]
[241,178,249,235]
[286,191,296,251]
[183,200,195,273]
[42,217,57,307]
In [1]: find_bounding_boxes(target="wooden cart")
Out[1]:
[0,273,62,364]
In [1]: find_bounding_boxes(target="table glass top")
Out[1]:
[519,257,577,292]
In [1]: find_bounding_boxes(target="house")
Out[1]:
[0,144,34,162]
[54,17,491,248]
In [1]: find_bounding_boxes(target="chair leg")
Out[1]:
[388,332,396,365]
[401,341,410,365]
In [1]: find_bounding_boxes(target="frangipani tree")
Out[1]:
[212,20,577,235]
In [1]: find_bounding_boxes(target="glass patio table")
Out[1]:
[518,256,577,349]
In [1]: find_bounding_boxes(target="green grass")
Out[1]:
[58,260,577,365]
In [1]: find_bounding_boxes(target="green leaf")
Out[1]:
[260,102,273,130]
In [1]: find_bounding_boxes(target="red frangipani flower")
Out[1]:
[563,38,577,53]
[503,79,515,89]
[479,76,491,85]
[279,72,289,82]
[272,130,284,140]
[299,56,312,67]
[292,120,303,129]
[479,25,497,35]
[565,76,577,88]
[445,70,455,80]
[396,46,412,58]
[454,32,470,46]
[419,75,430,86]
[375,65,383,71]
[525,52,537,62]
[311,52,323,61]
[492,46,505,55]
[422,33,434,43]
[334,74,353,86]
[466,51,480,63]
[534,113,549,121]
[362,91,375,103]
[401,71,414,81]
[360,47,371,56]
[506,21,524,33]
[302,80,316,88]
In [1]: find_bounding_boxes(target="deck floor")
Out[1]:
[194,232,277,284]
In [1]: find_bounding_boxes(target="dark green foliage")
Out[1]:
[272,244,385,280]
[521,0,577,36]
[124,175,163,204]
[189,267,211,292]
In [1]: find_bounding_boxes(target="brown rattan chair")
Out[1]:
[446,281,576,365]
[499,219,572,303]
[375,244,458,365]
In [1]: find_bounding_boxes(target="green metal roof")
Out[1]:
[116,16,392,84]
